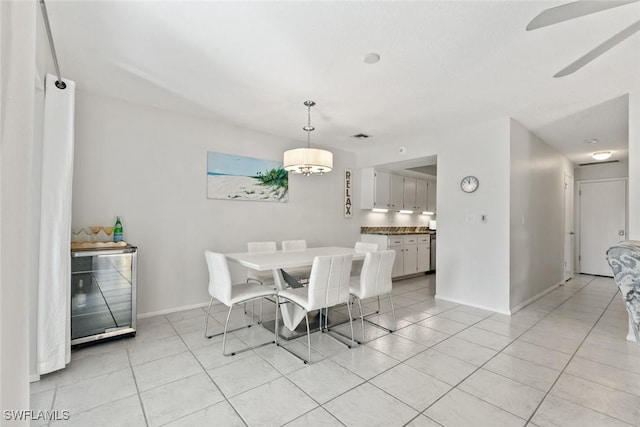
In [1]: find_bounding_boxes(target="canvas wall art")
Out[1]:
[207,152,288,202]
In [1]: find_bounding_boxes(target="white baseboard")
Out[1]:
[137,301,210,319]
[434,294,511,316]
[509,280,564,314]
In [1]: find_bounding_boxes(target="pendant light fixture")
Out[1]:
[283,100,333,176]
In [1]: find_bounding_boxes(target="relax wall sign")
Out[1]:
[344,169,352,218]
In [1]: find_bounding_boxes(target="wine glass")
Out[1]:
[72,227,88,242]
[103,226,114,241]
[89,226,103,241]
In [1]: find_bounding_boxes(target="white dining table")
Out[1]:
[226,247,365,332]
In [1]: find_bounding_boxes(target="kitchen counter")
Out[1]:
[360,226,435,235]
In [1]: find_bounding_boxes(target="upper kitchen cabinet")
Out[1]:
[390,174,404,210]
[403,177,428,211]
[427,177,437,213]
[403,177,416,210]
[361,168,432,212]
[362,168,390,209]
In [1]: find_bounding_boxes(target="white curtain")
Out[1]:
[37,74,75,375]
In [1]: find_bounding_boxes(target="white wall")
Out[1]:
[629,92,639,240]
[509,120,572,311]
[1,0,36,419]
[574,160,628,181]
[72,92,362,316]
[359,118,511,313]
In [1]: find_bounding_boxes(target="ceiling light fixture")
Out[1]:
[283,101,333,176]
[363,52,381,64]
[584,138,598,144]
[592,151,612,161]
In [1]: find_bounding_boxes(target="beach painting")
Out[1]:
[207,152,288,202]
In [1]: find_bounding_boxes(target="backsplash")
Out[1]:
[361,210,434,227]
[361,226,432,235]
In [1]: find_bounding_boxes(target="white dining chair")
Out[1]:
[281,240,310,284]
[282,240,307,251]
[247,241,277,286]
[275,254,354,363]
[246,241,278,320]
[352,241,379,277]
[350,250,396,344]
[354,241,379,253]
[204,250,278,356]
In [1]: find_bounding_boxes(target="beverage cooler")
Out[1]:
[70,245,137,345]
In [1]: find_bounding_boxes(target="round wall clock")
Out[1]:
[461,176,479,193]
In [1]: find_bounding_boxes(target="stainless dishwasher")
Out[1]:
[430,233,436,272]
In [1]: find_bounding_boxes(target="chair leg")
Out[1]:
[324,304,356,349]
[347,294,396,344]
[204,297,214,338]
[206,298,263,340]
[221,304,233,355]
[259,298,264,324]
[274,296,279,345]
[388,293,397,332]
[221,297,277,357]
[305,313,311,364]
[357,297,365,343]
[345,301,355,347]
[274,296,312,364]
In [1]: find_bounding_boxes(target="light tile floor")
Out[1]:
[31,274,640,426]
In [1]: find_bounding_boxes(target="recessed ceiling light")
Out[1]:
[584,138,598,144]
[363,53,381,64]
[592,151,612,161]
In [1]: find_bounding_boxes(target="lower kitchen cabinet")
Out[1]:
[417,235,430,272]
[362,234,430,278]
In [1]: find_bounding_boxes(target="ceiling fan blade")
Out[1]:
[527,0,639,31]
[554,19,640,77]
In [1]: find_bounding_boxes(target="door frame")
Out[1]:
[564,173,574,281]
[575,178,628,274]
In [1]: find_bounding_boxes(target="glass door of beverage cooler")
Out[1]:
[71,247,137,344]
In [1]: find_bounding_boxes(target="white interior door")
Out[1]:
[564,173,574,281]
[579,180,627,276]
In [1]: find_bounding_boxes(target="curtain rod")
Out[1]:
[39,0,66,89]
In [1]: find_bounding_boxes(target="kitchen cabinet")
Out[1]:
[427,177,437,213]
[361,168,432,213]
[417,235,431,272]
[388,236,404,277]
[361,168,403,210]
[71,245,137,345]
[361,234,430,278]
[402,177,428,211]
[416,179,428,211]
[374,170,391,209]
[403,177,416,210]
[361,168,391,209]
[390,174,404,210]
[402,236,419,274]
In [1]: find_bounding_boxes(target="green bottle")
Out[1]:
[113,216,124,242]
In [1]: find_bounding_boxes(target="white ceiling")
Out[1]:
[46,1,640,164]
